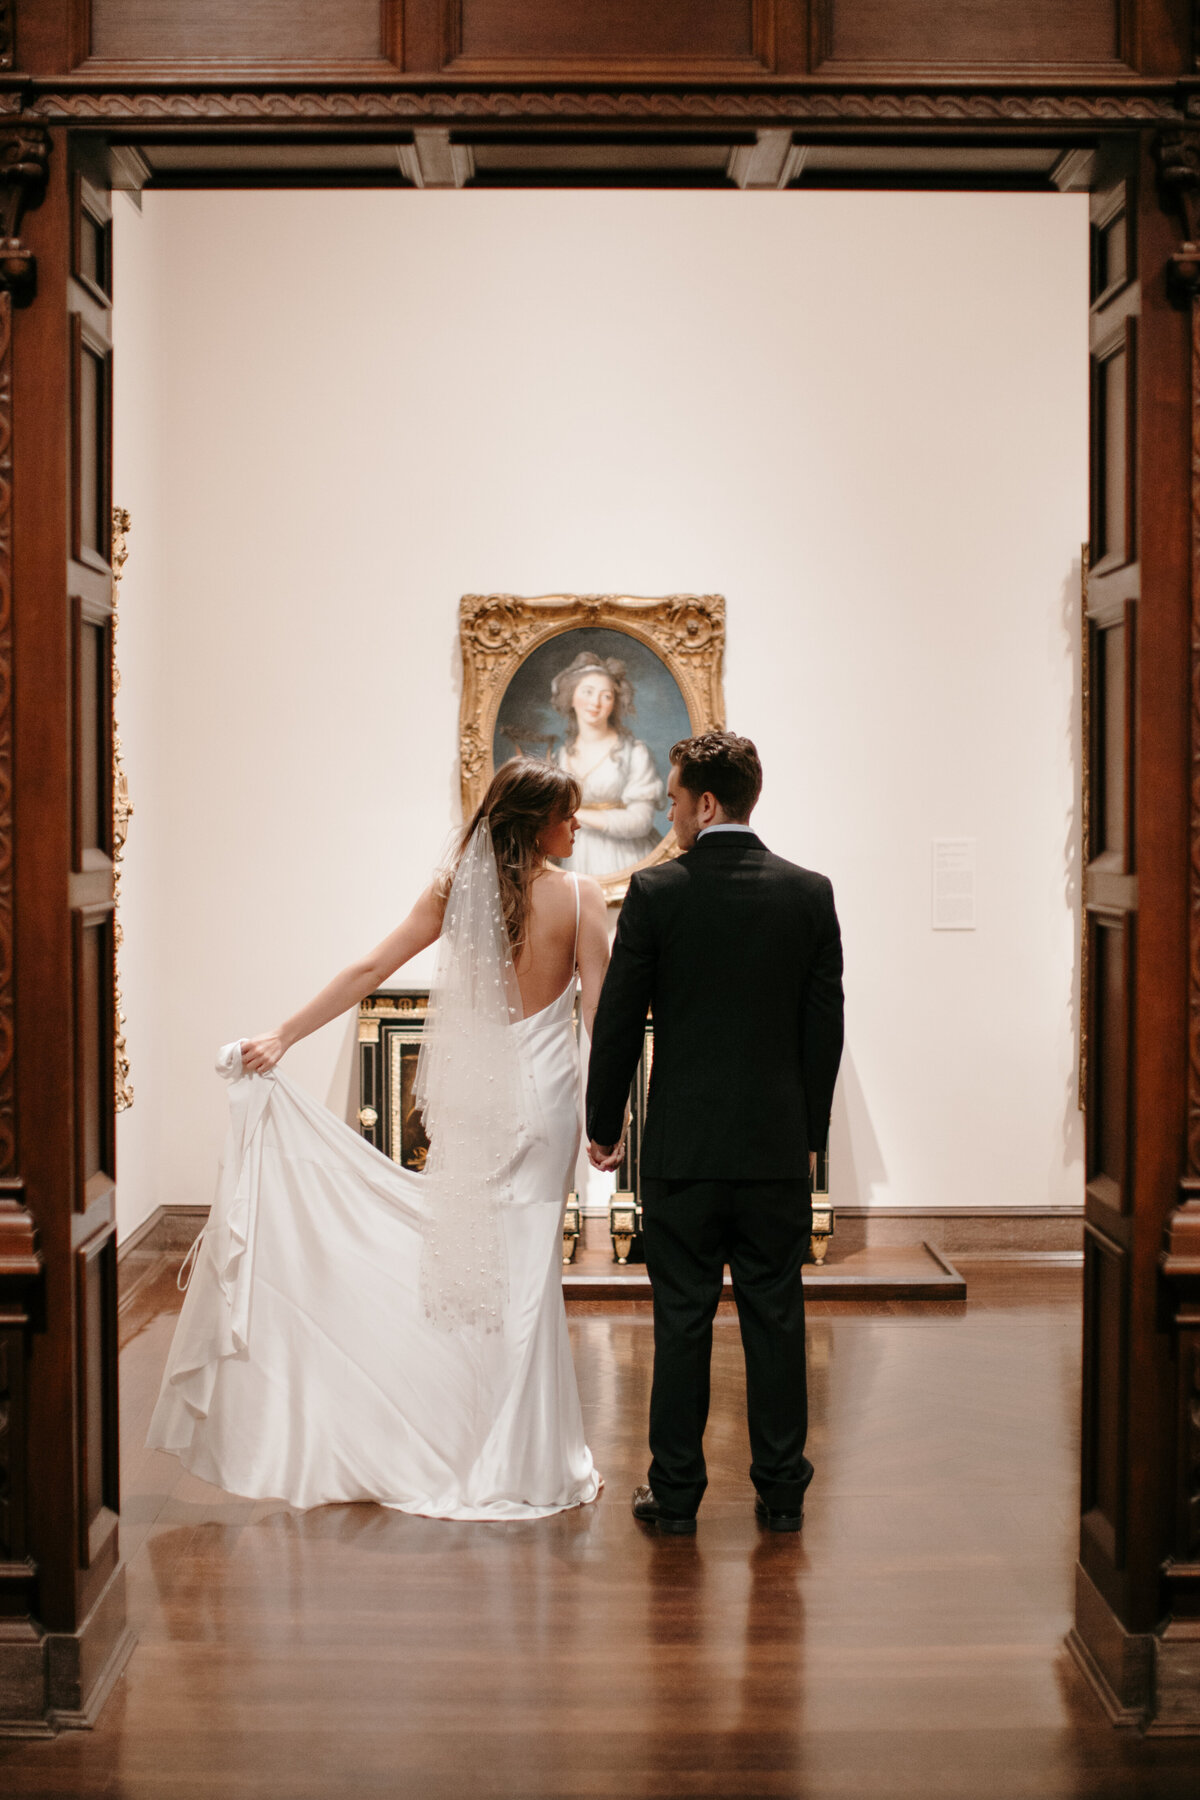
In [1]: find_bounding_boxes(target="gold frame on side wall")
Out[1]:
[111,506,134,1113]
[458,593,726,904]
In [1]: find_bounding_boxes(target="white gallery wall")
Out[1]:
[112,187,1088,1240]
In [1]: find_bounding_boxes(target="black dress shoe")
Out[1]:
[755,1495,805,1532]
[631,1483,697,1534]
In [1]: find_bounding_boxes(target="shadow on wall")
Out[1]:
[1059,554,1086,1181]
[828,1045,887,1208]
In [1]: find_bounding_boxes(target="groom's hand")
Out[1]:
[588,1138,624,1173]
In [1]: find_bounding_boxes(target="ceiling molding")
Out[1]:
[22,88,1186,126]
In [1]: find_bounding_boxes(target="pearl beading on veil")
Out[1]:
[413,820,541,1333]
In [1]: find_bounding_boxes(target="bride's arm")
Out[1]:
[240,883,446,1074]
[575,877,611,1044]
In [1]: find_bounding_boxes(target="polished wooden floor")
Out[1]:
[3,1264,1199,1799]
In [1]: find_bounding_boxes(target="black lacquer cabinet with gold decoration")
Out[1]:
[357,992,829,1263]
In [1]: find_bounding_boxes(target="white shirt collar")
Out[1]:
[697,822,756,839]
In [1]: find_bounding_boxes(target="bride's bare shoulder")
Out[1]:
[530,867,574,906]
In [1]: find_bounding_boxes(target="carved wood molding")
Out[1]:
[0,126,48,1187]
[0,292,14,1179]
[1157,130,1200,300]
[1156,133,1200,1174]
[1191,291,1200,1173]
[1161,163,1200,1629]
[23,87,1188,125]
[1080,545,1090,1117]
[0,125,48,308]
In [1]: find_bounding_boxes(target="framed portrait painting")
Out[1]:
[458,594,726,902]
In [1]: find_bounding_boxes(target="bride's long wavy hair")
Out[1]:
[438,757,581,956]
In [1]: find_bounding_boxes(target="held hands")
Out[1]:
[240,1031,288,1076]
[587,1137,625,1173]
[588,1104,631,1173]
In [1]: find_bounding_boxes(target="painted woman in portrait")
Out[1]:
[550,650,665,876]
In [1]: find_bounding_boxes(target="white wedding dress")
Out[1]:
[146,854,601,1521]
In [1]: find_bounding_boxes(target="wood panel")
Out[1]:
[1095,621,1130,860]
[1087,917,1132,1210]
[71,600,112,869]
[74,1226,117,1574]
[814,0,1130,70]
[1081,1226,1129,1566]
[68,313,110,572]
[1071,140,1185,1678]
[0,1312,31,1576]
[443,0,773,73]
[1,128,129,1720]
[72,907,114,1214]
[87,0,386,64]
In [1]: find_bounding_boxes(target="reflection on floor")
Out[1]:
[3,1263,1199,1798]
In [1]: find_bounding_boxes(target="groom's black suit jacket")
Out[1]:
[585,830,844,1181]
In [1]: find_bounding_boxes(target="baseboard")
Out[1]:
[1067,1564,1153,1727]
[118,1203,208,1262]
[0,1564,134,1736]
[832,1207,1083,1257]
[48,1627,136,1732]
[1066,1626,1145,1728]
[952,1250,1084,1266]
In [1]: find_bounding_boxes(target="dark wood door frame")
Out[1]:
[4,0,1200,1738]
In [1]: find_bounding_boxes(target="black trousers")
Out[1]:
[640,1176,813,1518]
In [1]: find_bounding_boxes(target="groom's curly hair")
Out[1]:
[442,757,581,955]
[670,731,762,821]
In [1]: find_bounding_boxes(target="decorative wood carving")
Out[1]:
[1157,122,1200,1628]
[0,123,44,1634]
[1190,288,1200,1176]
[1183,1330,1200,1562]
[27,88,1187,124]
[0,1181,38,1586]
[1156,132,1200,1171]
[0,292,14,1178]
[0,126,41,1178]
[1155,131,1200,302]
[110,508,132,1113]
[0,5,12,73]
[0,1319,30,1571]
[0,127,49,308]
[1080,544,1091,1116]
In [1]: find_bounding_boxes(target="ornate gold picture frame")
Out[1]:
[458,593,726,902]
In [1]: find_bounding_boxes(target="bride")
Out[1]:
[146,758,612,1520]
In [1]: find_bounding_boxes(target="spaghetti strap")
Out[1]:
[571,874,581,969]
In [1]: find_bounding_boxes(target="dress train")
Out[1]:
[146,976,600,1521]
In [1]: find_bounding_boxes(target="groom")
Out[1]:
[585,730,844,1534]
